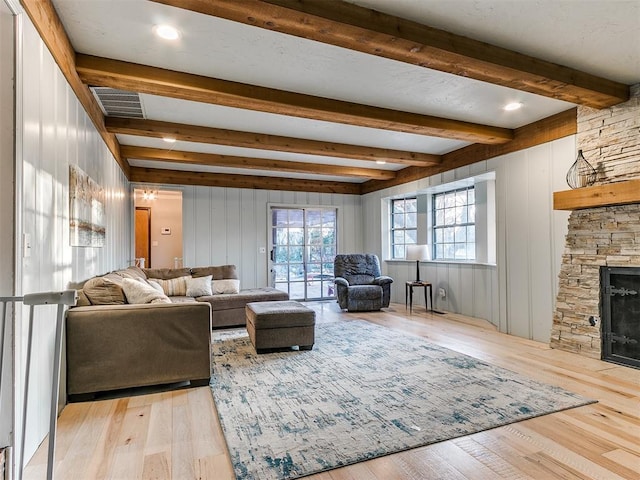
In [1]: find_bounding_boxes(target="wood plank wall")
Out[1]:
[361,136,575,341]
[182,187,362,289]
[17,16,130,463]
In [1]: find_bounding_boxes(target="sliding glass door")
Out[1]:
[270,207,337,300]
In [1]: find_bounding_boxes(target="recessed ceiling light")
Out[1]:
[163,137,177,143]
[376,160,387,165]
[504,102,523,111]
[154,24,180,40]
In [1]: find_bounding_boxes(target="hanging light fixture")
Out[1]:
[142,189,158,200]
[566,150,597,189]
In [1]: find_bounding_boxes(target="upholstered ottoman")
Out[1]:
[246,301,315,353]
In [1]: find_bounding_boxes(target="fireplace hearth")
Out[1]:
[600,266,640,369]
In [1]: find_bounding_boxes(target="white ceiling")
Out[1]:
[51,0,640,186]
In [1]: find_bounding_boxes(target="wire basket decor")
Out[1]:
[566,150,597,189]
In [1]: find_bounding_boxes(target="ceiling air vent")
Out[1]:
[90,87,146,119]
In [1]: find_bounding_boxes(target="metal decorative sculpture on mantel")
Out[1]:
[566,149,597,189]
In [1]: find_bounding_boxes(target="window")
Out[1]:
[391,197,417,259]
[433,187,475,260]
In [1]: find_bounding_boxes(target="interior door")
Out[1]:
[270,207,337,300]
[135,207,151,268]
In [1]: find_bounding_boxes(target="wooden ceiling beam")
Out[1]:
[129,167,362,194]
[121,146,395,180]
[107,117,441,167]
[360,108,577,194]
[76,54,513,145]
[153,0,629,108]
[19,0,128,176]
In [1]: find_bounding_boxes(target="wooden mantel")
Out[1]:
[553,179,640,210]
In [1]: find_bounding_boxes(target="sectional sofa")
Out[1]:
[65,265,288,399]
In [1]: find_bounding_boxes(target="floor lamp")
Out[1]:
[406,244,429,282]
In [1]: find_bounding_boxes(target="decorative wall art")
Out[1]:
[69,165,105,247]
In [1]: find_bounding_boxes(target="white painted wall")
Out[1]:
[182,187,363,288]
[0,0,15,452]
[135,189,183,269]
[362,136,575,342]
[14,13,130,468]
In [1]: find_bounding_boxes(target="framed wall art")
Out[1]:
[69,164,105,247]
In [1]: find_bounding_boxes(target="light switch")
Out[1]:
[23,233,31,258]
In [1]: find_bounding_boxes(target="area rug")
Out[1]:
[210,320,595,480]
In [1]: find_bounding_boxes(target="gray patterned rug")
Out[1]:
[210,320,594,480]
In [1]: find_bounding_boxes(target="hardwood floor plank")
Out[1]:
[418,441,503,480]
[24,302,640,480]
[601,450,640,475]
[142,451,170,480]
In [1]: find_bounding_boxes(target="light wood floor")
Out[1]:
[25,302,640,479]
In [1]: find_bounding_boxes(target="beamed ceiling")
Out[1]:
[21,0,640,194]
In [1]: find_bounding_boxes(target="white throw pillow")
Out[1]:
[212,279,240,294]
[121,278,171,304]
[186,275,213,297]
[147,280,165,293]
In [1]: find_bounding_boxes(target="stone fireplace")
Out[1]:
[551,83,640,362]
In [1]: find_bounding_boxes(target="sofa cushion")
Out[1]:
[212,279,240,294]
[114,266,147,282]
[121,278,171,304]
[186,275,213,297]
[75,290,92,307]
[168,296,198,304]
[191,265,238,280]
[83,276,125,305]
[143,267,191,280]
[148,275,190,296]
[198,287,288,311]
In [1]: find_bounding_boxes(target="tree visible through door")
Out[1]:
[271,207,337,300]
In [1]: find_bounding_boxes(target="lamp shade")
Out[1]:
[406,244,429,262]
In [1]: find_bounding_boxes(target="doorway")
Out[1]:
[134,189,183,269]
[270,207,337,300]
[135,207,151,268]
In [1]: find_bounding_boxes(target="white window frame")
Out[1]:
[390,197,417,259]
[432,186,476,261]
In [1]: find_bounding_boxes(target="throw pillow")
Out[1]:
[121,278,171,304]
[186,275,213,297]
[147,280,165,293]
[212,279,240,294]
[82,276,126,305]
[75,290,92,307]
[147,275,190,296]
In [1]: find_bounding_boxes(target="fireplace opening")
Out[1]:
[600,266,640,369]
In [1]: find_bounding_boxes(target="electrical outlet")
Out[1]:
[438,288,446,298]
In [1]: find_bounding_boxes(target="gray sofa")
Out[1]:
[66,265,288,398]
[66,301,212,399]
[333,254,393,311]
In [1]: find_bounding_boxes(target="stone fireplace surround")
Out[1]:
[550,84,640,359]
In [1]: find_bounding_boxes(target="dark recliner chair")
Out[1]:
[333,254,393,311]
